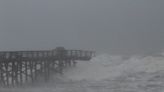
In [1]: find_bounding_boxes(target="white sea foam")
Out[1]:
[65,54,164,81]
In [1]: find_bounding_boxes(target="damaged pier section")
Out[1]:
[0,47,95,87]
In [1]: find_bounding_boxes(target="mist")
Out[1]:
[0,0,164,55]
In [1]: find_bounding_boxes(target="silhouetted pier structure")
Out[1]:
[0,47,95,87]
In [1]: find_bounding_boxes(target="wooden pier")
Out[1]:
[0,47,95,87]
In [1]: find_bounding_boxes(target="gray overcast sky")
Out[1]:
[0,0,164,55]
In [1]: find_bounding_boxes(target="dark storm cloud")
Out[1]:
[0,0,164,54]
